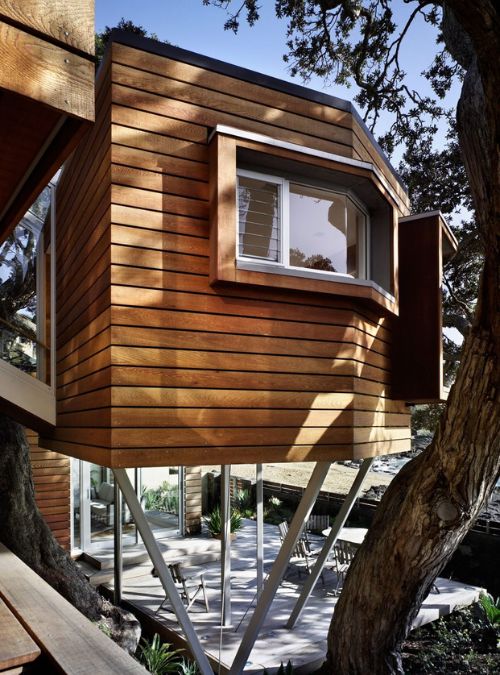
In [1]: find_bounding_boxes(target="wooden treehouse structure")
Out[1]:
[0,26,458,675]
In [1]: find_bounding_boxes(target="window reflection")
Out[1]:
[289,184,364,278]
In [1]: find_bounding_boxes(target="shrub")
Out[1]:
[136,634,182,674]
[203,505,242,536]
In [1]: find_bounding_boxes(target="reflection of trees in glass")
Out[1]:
[290,247,337,272]
[0,189,49,373]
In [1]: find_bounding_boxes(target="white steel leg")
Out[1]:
[286,457,374,628]
[112,469,213,675]
[221,465,232,626]
[229,462,331,675]
[256,463,264,598]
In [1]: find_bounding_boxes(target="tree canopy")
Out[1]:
[206,2,499,673]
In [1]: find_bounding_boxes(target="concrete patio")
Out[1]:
[102,519,483,673]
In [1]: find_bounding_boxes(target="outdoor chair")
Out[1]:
[278,521,324,584]
[327,539,357,595]
[151,562,210,614]
[307,514,330,534]
[278,520,315,553]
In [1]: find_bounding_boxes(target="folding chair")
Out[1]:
[279,520,314,553]
[278,522,324,584]
[327,539,357,595]
[152,562,210,614]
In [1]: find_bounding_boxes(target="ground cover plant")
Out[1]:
[402,602,500,674]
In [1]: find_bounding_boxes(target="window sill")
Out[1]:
[218,258,398,315]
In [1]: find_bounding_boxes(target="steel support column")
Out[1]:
[256,463,264,598]
[229,461,331,675]
[286,457,374,628]
[113,479,123,606]
[112,469,213,675]
[221,465,232,626]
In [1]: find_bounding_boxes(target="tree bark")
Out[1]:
[0,415,141,654]
[326,3,500,673]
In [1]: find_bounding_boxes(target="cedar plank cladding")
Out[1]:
[41,36,412,466]
[27,430,70,549]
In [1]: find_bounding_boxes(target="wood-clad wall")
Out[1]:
[40,58,113,464]
[41,38,412,467]
[27,430,70,549]
[184,466,202,534]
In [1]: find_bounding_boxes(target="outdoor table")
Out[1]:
[321,527,368,546]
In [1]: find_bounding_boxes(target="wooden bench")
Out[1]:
[0,598,40,673]
[0,544,146,674]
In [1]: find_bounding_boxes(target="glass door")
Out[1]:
[72,460,138,552]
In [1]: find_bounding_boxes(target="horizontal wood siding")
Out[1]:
[42,40,411,466]
[39,60,112,461]
[27,430,70,549]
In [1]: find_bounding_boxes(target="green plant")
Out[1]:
[480,593,500,625]
[403,605,500,674]
[203,505,242,536]
[178,657,199,674]
[95,619,112,638]
[136,634,182,675]
[142,482,179,514]
[233,488,255,518]
[263,495,294,525]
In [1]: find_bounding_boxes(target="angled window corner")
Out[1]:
[392,211,458,403]
[208,125,399,314]
[0,185,56,429]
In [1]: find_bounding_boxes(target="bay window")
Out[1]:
[237,169,368,281]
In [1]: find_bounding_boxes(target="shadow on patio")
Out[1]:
[100,519,482,674]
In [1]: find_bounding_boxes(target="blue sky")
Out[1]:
[95,0,460,153]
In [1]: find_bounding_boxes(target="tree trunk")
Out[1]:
[326,3,500,673]
[0,415,141,654]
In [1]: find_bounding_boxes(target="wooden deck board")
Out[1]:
[0,599,40,671]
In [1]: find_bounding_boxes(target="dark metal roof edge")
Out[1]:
[108,29,407,193]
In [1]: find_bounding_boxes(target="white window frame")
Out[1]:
[236,168,370,284]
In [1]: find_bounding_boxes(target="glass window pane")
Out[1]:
[289,184,363,278]
[238,175,280,262]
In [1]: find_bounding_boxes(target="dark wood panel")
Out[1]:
[393,214,443,402]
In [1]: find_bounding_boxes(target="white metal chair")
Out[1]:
[152,562,210,614]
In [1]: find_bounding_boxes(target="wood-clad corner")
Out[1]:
[27,429,70,549]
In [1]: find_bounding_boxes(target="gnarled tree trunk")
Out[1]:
[326,3,500,673]
[0,415,141,654]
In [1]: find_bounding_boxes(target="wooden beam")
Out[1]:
[0,21,94,120]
